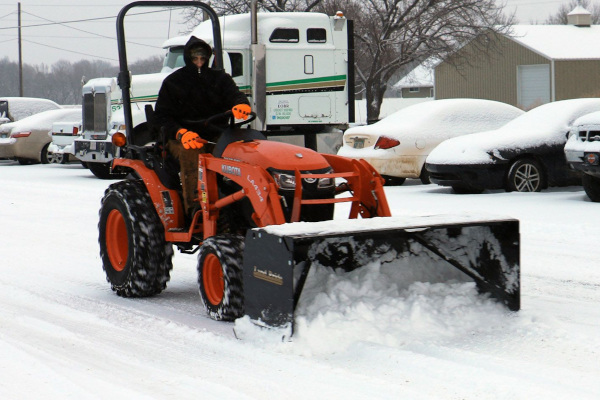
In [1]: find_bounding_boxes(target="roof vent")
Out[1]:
[567,5,592,27]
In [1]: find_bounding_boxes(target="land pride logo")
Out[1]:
[253,266,283,286]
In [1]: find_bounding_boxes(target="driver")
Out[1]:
[154,36,251,218]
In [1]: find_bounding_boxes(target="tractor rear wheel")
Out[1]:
[99,179,173,297]
[197,235,245,321]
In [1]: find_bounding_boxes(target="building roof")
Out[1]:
[508,24,600,60]
[393,64,434,89]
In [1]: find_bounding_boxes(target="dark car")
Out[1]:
[426,98,600,193]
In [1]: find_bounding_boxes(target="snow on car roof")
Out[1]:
[0,97,61,122]
[572,110,600,127]
[427,98,600,165]
[0,107,82,133]
[344,98,523,141]
[509,25,600,60]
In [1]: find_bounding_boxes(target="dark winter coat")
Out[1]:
[154,36,249,142]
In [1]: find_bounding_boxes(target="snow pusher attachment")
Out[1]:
[243,215,520,333]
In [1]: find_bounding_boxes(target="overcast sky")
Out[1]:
[0,0,596,68]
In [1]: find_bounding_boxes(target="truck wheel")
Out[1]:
[88,161,129,180]
[197,235,245,321]
[506,158,544,192]
[99,180,173,297]
[583,174,600,202]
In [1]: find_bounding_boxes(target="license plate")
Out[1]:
[353,139,365,149]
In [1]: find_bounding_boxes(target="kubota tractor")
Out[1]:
[98,1,520,336]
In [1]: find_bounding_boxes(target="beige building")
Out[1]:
[435,7,600,109]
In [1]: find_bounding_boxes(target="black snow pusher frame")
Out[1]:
[243,216,519,333]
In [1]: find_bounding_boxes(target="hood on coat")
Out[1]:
[183,36,213,68]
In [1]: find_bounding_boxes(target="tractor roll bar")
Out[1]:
[116,1,223,141]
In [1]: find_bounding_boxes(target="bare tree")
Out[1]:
[544,0,600,24]
[321,0,513,121]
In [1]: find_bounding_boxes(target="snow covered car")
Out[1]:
[564,110,600,201]
[337,99,523,185]
[48,121,83,161]
[0,107,82,164]
[426,98,600,194]
[0,97,61,126]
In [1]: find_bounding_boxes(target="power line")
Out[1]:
[16,10,163,50]
[0,7,184,30]
[23,38,118,62]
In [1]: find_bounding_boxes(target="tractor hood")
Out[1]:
[222,140,331,171]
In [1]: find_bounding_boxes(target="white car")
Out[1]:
[337,99,524,184]
[48,121,83,160]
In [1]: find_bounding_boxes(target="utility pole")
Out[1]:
[18,2,23,97]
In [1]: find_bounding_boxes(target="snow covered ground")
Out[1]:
[1,160,599,399]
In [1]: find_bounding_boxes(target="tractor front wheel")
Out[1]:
[197,235,245,321]
[99,180,173,297]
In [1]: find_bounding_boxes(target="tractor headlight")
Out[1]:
[317,170,334,188]
[271,168,334,190]
[272,171,296,189]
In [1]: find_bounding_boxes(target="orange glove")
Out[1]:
[176,128,206,150]
[232,104,251,120]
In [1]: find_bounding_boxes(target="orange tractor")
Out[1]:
[98,1,520,335]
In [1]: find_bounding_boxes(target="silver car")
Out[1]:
[0,107,82,164]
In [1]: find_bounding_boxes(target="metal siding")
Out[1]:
[435,35,549,107]
[554,60,600,100]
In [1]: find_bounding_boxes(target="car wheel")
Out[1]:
[582,174,600,202]
[382,175,406,186]
[41,144,66,164]
[419,167,431,184]
[506,158,544,192]
[451,184,484,194]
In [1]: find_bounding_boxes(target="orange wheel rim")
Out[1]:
[106,209,128,272]
[203,253,224,306]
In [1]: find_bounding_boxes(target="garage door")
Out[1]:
[517,64,550,109]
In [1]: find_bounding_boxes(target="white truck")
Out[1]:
[73,9,354,179]
[564,111,600,202]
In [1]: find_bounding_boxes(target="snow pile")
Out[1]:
[427,98,600,165]
[235,252,509,356]
[291,261,508,355]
